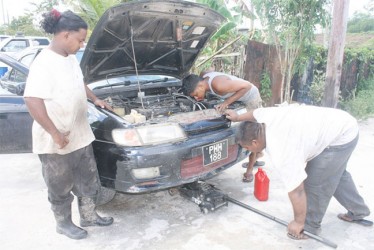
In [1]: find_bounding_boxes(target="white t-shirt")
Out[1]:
[253,105,359,192]
[24,49,95,155]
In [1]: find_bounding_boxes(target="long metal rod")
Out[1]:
[226,196,338,249]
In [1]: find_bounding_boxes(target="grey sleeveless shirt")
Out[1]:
[203,72,261,104]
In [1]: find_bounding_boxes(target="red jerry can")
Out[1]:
[254,168,269,201]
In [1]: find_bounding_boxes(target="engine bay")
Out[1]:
[104,86,244,124]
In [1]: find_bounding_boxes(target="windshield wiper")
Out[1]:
[92,81,131,90]
[92,77,171,90]
[138,77,169,85]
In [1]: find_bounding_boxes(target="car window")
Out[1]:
[33,39,49,46]
[19,53,36,67]
[8,69,27,83]
[2,40,28,52]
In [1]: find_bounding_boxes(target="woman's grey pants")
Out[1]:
[39,144,100,214]
[304,135,370,234]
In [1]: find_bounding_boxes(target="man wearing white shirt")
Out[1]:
[225,105,372,239]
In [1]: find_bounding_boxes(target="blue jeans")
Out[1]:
[303,135,370,234]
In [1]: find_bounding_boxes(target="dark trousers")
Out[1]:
[39,144,100,211]
[304,135,370,233]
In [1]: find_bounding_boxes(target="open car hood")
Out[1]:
[81,0,225,84]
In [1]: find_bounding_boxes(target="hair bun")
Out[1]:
[51,9,61,21]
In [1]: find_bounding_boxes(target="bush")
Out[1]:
[308,69,325,105]
[341,77,374,119]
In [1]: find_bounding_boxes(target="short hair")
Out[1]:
[40,9,88,34]
[236,121,263,146]
[182,74,202,96]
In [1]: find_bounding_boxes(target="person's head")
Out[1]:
[40,9,88,56]
[236,121,266,153]
[182,74,206,101]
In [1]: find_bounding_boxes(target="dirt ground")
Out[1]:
[1,118,373,250]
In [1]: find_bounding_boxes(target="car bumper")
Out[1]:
[93,128,248,193]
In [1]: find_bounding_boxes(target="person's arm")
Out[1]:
[212,77,252,112]
[224,109,256,122]
[85,84,113,111]
[287,182,307,238]
[24,97,69,149]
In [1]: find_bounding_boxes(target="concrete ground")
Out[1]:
[1,118,373,250]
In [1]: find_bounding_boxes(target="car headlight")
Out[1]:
[112,123,187,146]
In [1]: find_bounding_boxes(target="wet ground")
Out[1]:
[1,118,373,250]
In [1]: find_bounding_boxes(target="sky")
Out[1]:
[0,0,372,25]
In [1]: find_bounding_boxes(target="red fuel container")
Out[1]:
[254,168,269,201]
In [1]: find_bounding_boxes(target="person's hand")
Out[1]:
[52,131,70,149]
[287,220,305,239]
[94,99,114,112]
[224,109,239,122]
[215,102,230,113]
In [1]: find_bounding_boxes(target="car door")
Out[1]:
[0,95,33,153]
[0,54,32,154]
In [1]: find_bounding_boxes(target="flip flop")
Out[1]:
[254,161,265,167]
[287,232,308,240]
[242,161,265,168]
[242,173,253,183]
[338,213,373,227]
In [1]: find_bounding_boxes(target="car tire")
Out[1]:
[96,186,116,206]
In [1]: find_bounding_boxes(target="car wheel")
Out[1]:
[96,186,116,206]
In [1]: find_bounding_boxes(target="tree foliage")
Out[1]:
[251,0,329,103]
[193,0,249,75]
[0,0,58,36]
[64,0,124,29]
[347,12,374,33]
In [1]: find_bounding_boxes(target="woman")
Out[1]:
[24,9,113,240]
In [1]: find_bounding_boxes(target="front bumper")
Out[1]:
[93,128,248,193]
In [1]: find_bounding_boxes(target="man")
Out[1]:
[225,105,372,239]
[24,9,114,240]
[183,72,264,182]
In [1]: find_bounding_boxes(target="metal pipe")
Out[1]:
[226,196,338,249]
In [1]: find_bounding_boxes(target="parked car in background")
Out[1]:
[0,35,50,58]
[0,35,11,42]
[0,0,249,195]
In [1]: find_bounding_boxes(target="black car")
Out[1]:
[0,0,249,194]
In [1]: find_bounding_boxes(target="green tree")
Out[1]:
[193,0,251,75]
[0,0,59,36]
[347,12,374,33]
[251,0,329,103]
[65,0,125,28]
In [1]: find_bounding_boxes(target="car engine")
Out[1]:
[105,86,243,124]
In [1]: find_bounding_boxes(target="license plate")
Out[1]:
[202,140,228,166]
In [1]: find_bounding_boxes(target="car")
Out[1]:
[0,47,85,95]
[0,35,11,42]
[0,0,249,195]
[0,35,50,58]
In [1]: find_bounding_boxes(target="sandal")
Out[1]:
[287,232,308,240]
[242,161,265,168]
[242,173,253,183]
[338,213,373,227]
